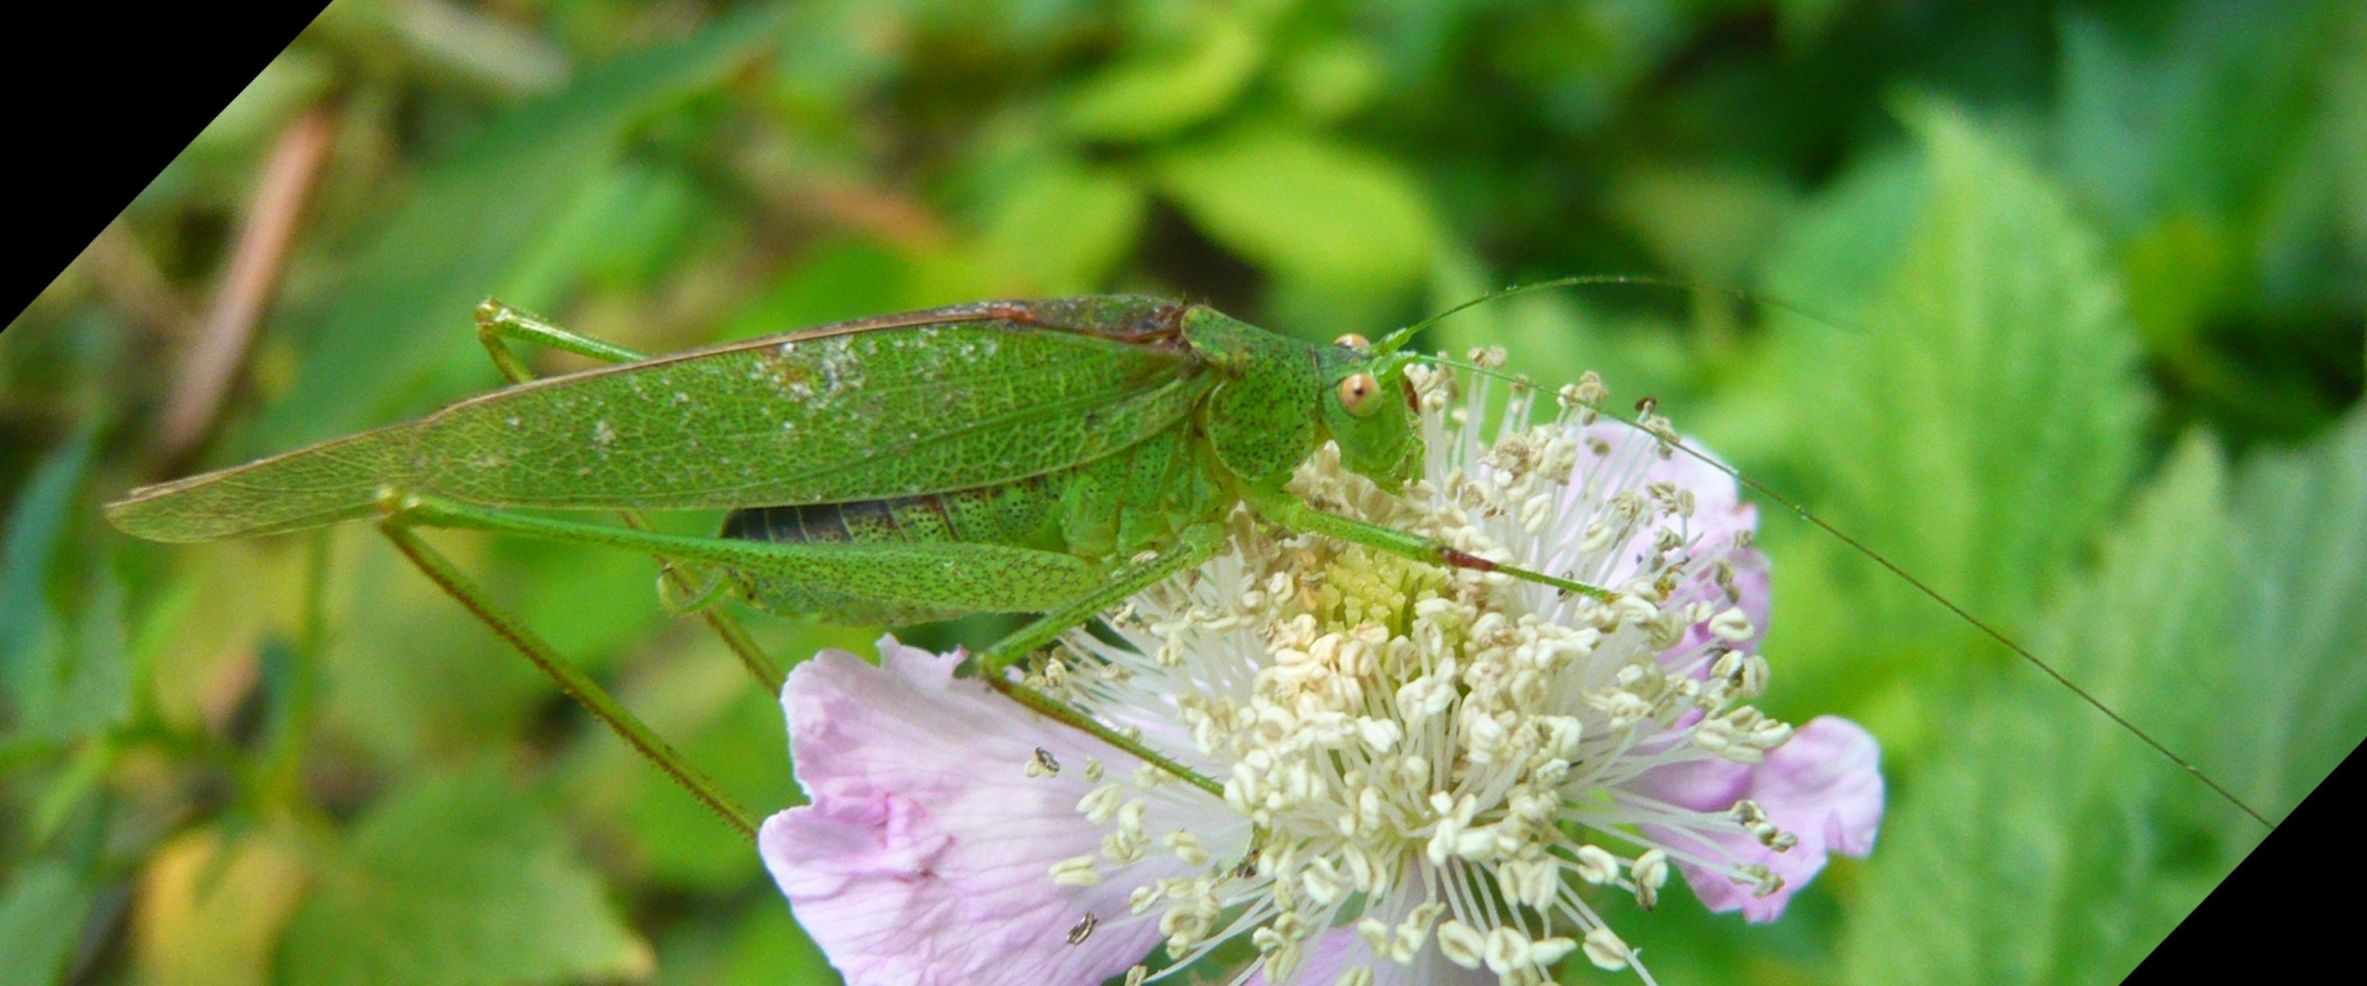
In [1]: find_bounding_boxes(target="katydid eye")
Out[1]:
[1333,333,1371,352]
[1338,372,1382,417]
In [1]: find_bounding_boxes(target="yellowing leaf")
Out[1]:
[134,828,311,986]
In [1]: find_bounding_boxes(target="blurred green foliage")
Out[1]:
[4,0,2363,983]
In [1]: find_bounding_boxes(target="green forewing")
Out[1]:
[106,424,424,542]
[107,303,1208,542]
[421,318,1202,508]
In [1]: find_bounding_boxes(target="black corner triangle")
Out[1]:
[2130,733,2357,980]
[3,3,330,332]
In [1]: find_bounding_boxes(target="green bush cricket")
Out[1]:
[101,294,1602,827]
[103,288,2271,835]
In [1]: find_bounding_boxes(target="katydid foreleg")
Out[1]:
[1243,489,1618,602]
[470,300,784,690]
[969,523,1232,798]
[965,523,1228,679]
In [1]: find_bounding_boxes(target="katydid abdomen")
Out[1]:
[720,426,1222,624]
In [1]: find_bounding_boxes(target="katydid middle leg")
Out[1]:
[385,492,1218,666]
[377,517,758,837]
[382,493,1107,614]
[367,491,1108,830]
[474,298,650,374]
[386,492,1232,792]
[470,300,784,690]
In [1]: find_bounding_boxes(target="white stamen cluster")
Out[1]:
[1030,358,1798,986]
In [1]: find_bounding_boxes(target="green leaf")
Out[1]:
[2334,13,2367,253]
[0,860,94,986]
[324,534,555,765]
[1057,9,1263,142]
[654,898,832,986]
[2218,407,2367,825]
[573,645,808,891]
[504,158,717,301]
[1155,125,1441,291]
[280,769,651,985]
[0,431,91,684]
[1,427,129,744]
[1278,38,1382,122]
[977,158,1148,295]
[707,900,833,986]
[1839,436,2234,986]
[12,572,131,745]
[1758,145,1929,327]
[2052,2,2363,431]
[2054,3,2344,237]
[717,236,921,343]
[1774,0,1848,47]
[501,531,675,675]
[256,6,789,450]
[1604,162,1800,285]
[1762,103,2146,673]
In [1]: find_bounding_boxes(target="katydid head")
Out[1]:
[1318,336,1425,489]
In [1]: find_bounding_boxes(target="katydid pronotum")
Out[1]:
[103,288,2270,837]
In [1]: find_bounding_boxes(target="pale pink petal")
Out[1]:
[1643,432,1770,653]
[1582,425,1772,655]
[1243,925,1482,986]
[760,636,1224,986]
[1631,716,1884,923]
[1664,541,1770,662]
[1635,430,1758,552]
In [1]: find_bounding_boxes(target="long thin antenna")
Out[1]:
[1374,273,1854,355]
[1402,280,2276,831]
[1661,434,2273,830]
